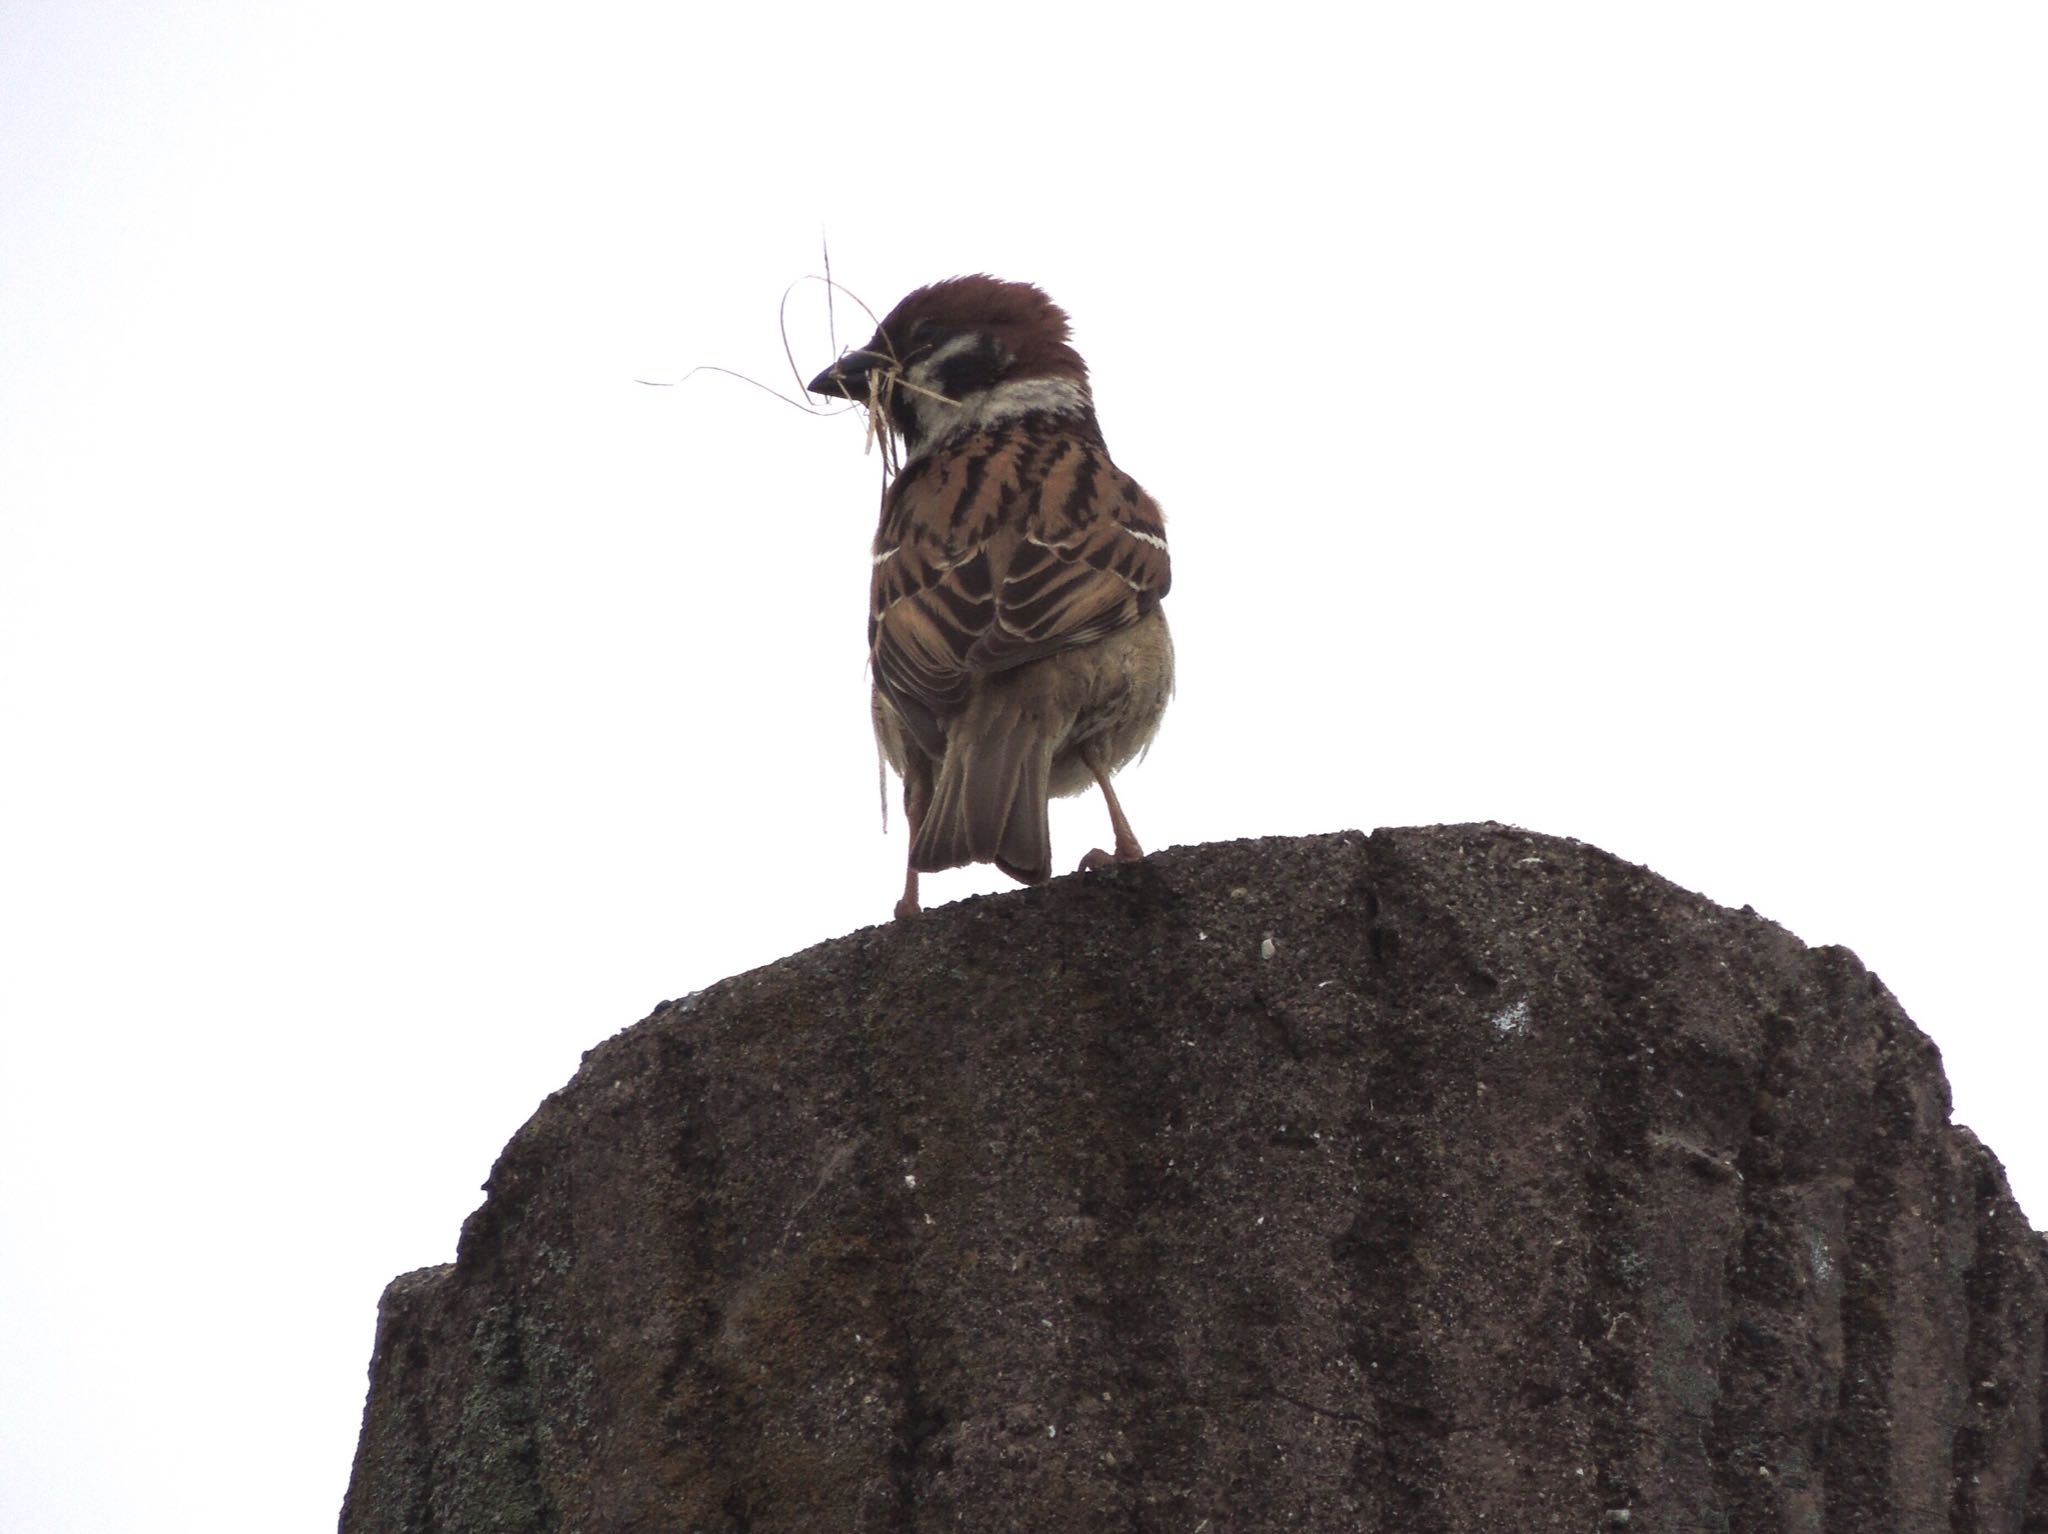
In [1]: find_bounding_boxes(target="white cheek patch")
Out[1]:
[901,335,981,412]
[970,376,1090,426]
[898,346,1092,462]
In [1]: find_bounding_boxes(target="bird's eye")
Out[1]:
[905,318,940,351]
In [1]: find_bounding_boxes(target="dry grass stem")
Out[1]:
[636,261,961,492]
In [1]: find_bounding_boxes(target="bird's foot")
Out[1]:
[893,892,921,921]
[1078,839,1144,873]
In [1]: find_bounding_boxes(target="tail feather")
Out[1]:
[912,702,1055,884]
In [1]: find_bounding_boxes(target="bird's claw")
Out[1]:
[1079,842,1143,874]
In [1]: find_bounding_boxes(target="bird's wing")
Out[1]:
[869,431,1170,753]
[969,433,1169,673]
[869,447,1001,759]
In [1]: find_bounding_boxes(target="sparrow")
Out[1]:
[806,276,1173,920]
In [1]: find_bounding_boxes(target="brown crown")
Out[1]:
[876,275,1089,384]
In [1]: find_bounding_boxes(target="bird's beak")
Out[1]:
[807,352,879,400]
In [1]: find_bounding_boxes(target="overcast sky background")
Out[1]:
[3,5,2043,1531]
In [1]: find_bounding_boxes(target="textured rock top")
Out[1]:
[342,826,2048,1532]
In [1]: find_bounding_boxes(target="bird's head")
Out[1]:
[807,276,1095,460]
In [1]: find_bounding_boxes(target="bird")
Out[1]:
[806,275,1173,920]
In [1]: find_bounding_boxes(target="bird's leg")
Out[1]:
[896,759,933,920]
[1077,744,1145,872]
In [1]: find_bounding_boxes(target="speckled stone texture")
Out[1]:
[340,825,2048,1533]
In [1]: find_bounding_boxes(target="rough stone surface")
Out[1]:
[340,825,2048,1532]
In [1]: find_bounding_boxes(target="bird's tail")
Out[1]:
[912,693,1057,885]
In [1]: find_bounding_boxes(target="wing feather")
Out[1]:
[869,426,1169,744]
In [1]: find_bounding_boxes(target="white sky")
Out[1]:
[2,5,2042,1530]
